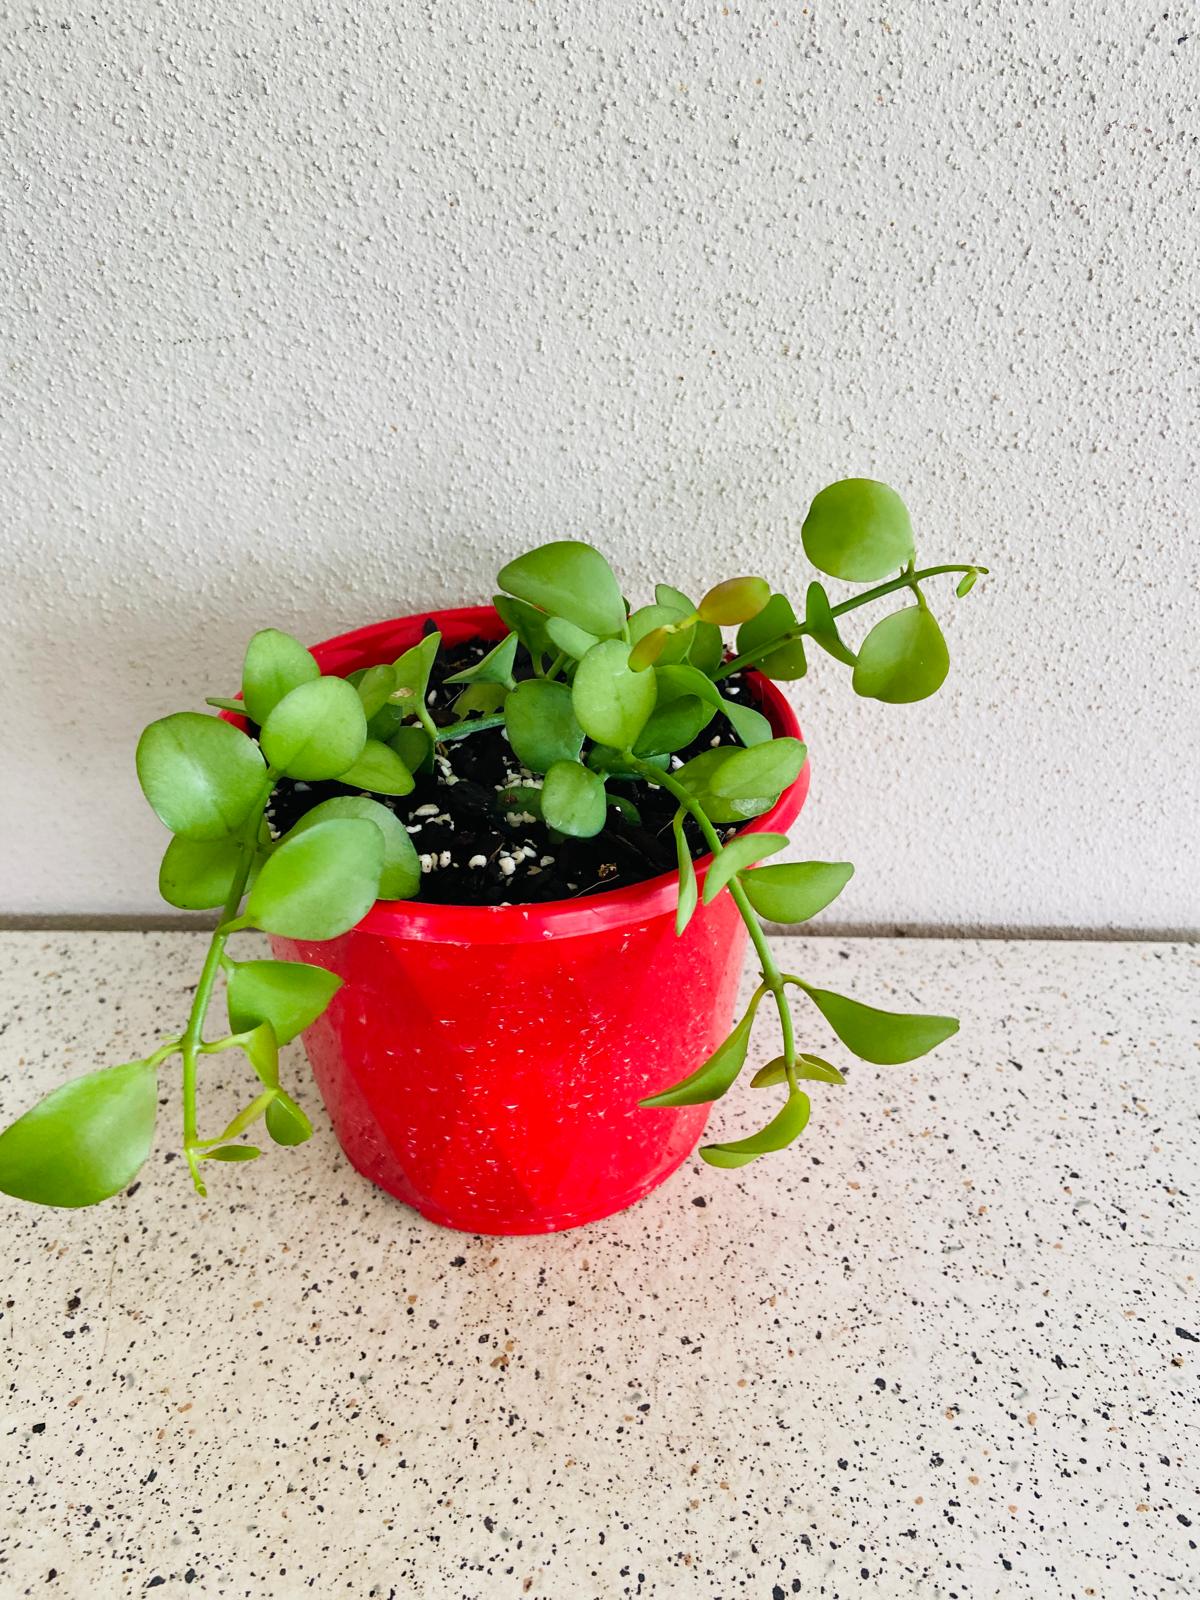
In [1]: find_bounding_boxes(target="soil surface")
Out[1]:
[267,630,765,906]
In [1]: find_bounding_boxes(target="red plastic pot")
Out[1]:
[240,606,808,1235]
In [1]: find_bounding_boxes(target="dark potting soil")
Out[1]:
[267,631,765,907]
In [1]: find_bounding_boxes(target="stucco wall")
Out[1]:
[3,4,1196,929]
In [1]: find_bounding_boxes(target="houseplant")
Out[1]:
[0,478,986,1231]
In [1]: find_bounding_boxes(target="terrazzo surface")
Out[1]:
[0,930,1196,1599]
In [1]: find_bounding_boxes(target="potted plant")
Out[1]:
[0,479,986,1233]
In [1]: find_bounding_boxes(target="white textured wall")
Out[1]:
[2,4,1197,930]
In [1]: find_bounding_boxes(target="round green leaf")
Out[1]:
[260,677,368,781]
[736,594,807,681]
[265,1090,313,1147]
[136,713,267,841]
[792,980,959,1065]
[498,540,626,639]
[741,860,854,924]
[354,664,398,719]
[226,958,343,1045]
[540,761,607,838]
[158,835,245,910]
[707,737,807,801]
[0,1059,157,1208]
[697,576,770,626]
[633,694,714,757]
[674,748,777,823]
[701,832,786,905]
[801,478,915,582]
[242,629,320,726]
[700,1091,811,1168]
[719,696,773,749]
[852,605,950,704]
[545,617,600,661]
[287,796,420,900]
[493,594,554,663]
[336,738,415,796]
[572,640,657,750]
[245,818,383,939]
[504,679,584,773]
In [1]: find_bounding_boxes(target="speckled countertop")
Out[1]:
[0,932,1196,1599]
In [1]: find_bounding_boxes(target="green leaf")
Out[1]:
[245,818,383,939]
[260,677,368,781]
[540,761,607,838]
[697,576,771,626]
[231,1022,279,1088]
[956,569,979,598]
[335,738,415,796]
[701,832,786,904]
[719,696,773,748]
[736,594,807,681]
[633,694,714,757]
[0,1059,157,1208]
[790,980,959,1065]
[493,595,553,664]
[655,583,695,613]
[388,725,432,774]
[606,791,641,825]
[852,605,950,704]
[545,617,599,661]
[628,605,692,665]
[700,1092,811,1168]
[227,959,342,1045]
[136,713,267,841]
[242,630,321,726]
[498,540,626,639]
[688,621,725,676]
[453,682,509,717]
[504,679,584,773]
[205,696,248,714]
[640,1002,761,1108]
[354,664,398,719]
[801,478,915,582]
[265,1090,313,1147]
[201,1144,261,1162]
[674,748,778,823]
[751,1053,846,1088]
[158,835,246,910]
[672,811,698,935]
[444,634,518,689]
[389,633,441,714]
[656,662,723,711]
[707,738,807,801]
[804,581,858,666]
[572,640,658,749]
[741,860,854,923]
[286,795,420,900]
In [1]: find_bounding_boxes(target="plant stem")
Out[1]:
[626,756,799,1095]
[178,771,276,1191]
[714,563,986,679]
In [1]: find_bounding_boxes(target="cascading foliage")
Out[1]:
[0,478,986,1205]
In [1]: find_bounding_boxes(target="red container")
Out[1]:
[252,607,808,1234]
